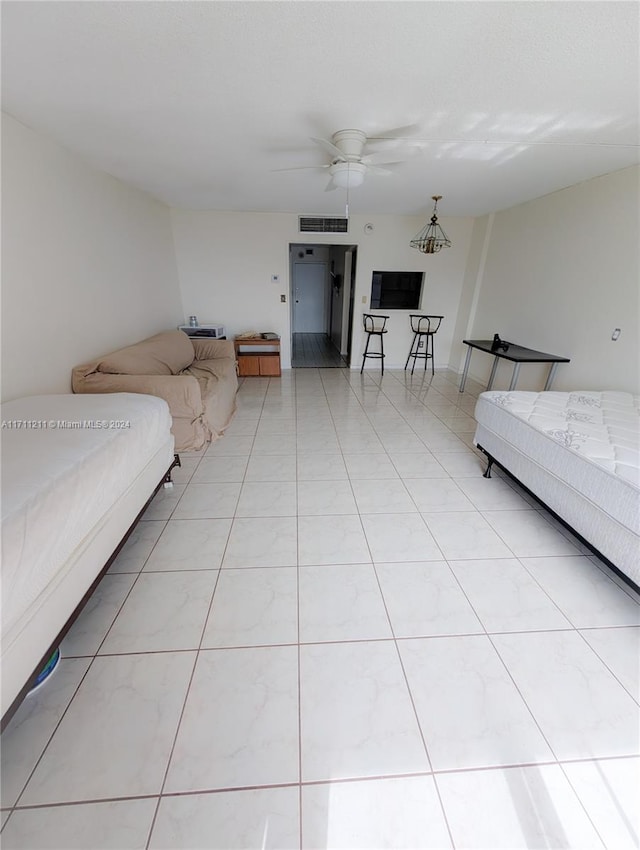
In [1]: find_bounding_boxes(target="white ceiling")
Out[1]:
[2,1,638,217]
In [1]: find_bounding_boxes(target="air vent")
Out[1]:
[299,216,348,233]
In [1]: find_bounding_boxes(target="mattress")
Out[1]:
[1,393,173,640]
[474,391,640,582]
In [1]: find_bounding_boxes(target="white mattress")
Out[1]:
[1,393,173,639]
[474,391,640,581]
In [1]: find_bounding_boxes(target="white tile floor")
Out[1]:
[2,368,639,850]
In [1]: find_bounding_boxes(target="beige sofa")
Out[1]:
[72,330,238,451]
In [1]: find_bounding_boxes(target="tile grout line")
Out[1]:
[368,557,458,849]
[293,373,304,850]
[348,366,462,848]
[482,627,613,848]
[512,560,640,704]
[144,383,268,848]
[426,417,636,845]
[7,753,640,813]
[58,620,638,661]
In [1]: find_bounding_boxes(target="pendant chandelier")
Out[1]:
[410,195,451,254]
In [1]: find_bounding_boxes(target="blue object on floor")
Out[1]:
[28,648,61,695]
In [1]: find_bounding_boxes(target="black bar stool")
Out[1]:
[404,314,444,375]
[360,313,389,375]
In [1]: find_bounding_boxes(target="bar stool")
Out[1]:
[360,313,389,375]
[404,314,444,375]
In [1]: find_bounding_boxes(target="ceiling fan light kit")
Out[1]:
[410,195,452,254]
[329,161,367,189]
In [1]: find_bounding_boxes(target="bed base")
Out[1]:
[1,454,181,732]
[477,445,639,596]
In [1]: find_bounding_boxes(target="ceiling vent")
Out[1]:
[299,216,348,233]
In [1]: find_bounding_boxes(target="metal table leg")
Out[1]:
[544,362,559,390]
[459,346,473,392]
[508,362,521,391]
[486,357,500,390]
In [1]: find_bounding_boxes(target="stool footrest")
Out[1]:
[404,329,437,376]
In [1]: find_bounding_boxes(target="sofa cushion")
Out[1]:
[184,358,238,435]
[96,331,194,376]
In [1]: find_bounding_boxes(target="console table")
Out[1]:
[459,339,570,393]
[234,336,281,377]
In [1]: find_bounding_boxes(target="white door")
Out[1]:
[293,263,327,332]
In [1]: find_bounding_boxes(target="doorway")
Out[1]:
[289,243,357,368]
[293,262,327,332]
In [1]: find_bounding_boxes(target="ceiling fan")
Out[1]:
[275,127,417,191]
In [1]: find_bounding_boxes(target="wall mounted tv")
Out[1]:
[370,271,424,309]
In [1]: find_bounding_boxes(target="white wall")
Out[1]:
[448,214,493,374]
[465,167,639,392]
[1,114,183,401]
[171,209,475,369]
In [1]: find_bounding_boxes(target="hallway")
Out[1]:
[291,333,347,368]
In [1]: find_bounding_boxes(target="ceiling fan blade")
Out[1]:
[271,165,330,172]
[368,123,420,140]
[361,146,420,164]
[366,165,395,176]
[361,154,406,165]
[311,136,347,161]
[324,179,339,192]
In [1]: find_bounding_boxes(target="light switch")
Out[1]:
[271,274,280,284]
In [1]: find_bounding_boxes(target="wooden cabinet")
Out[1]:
[234,337,281,377]
[236,355,261,376]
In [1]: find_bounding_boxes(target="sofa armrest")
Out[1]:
[192,338,236,361]
[72,373,203,419]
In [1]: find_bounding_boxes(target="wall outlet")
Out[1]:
[611,328,621,341]
[418,340,425,348]
[280,294,287,303]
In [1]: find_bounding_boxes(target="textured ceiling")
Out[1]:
[2,1,639,216]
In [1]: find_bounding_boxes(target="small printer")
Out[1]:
[178,324,226,339]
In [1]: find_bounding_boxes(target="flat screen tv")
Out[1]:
[370,271,424,309]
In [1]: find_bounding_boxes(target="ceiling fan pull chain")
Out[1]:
[345,162,350,218]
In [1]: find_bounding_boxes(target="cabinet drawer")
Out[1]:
[259,355,281,376]
[237,355,261,376]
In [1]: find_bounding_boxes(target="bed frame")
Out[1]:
[1,454,181,731]
[477,444,639,595]
[473,389,640,594]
